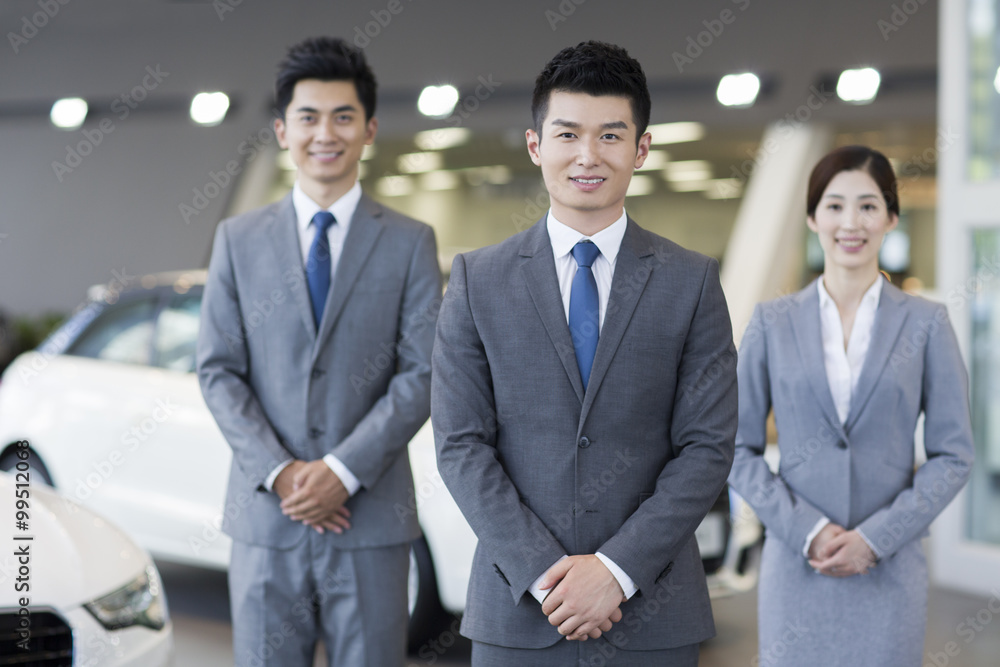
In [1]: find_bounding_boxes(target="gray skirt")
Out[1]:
[757,535,927,667]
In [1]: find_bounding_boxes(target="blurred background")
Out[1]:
[2,0,1000,665]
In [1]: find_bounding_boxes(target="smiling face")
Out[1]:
[526,91,650,234]
[808,169,898,274]
[274,78,377,207]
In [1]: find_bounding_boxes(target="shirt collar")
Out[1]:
[292,180,362,235]
[817,274,884,310]
[546,209,628,264]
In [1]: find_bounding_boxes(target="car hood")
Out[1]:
[0,472,149,610]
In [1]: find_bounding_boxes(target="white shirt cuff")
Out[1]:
[803,517,831,557]
[596,552,638,600]
[264,459,294,492]
[529,555,568,604]
[323,454,362,496]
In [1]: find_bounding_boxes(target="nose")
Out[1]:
[576,138,601,168]
[314,115,336,142]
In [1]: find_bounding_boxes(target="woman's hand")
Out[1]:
[808,529,877,576]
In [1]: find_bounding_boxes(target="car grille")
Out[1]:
[0,610,73,666]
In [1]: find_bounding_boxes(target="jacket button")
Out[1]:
[837,440,848,449]
[311,368,326,379]
[308,428,324,438]
[578,436,591,449]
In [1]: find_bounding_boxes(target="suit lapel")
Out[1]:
[314,194,385,353]
[843,281,909,431]
[519,222,586,404]
[267,193,317,339]
[580,220,652,418]
[789,281,845,434]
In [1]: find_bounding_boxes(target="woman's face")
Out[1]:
[808,169,898,273]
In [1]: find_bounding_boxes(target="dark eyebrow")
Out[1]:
[549,119,629,131]
[822,193,880,199]
[293,104,358,114]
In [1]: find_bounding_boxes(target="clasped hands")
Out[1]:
[807,523,877,576]
[274,460,352,535]
[539,555,626,641]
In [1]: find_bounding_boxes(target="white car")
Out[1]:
[0,469,172,666]
[0,271,761,646]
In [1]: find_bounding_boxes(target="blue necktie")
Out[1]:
[306,211,336,327]
[569,241,601,389]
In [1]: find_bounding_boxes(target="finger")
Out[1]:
[539,559,574,592]
[598,619,613,633]
[546,604,572,627]
[587,628,603,640]
[609,607,623,623]
[335,505,352,518]
[560,618,589,638]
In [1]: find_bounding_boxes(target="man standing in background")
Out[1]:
[197,36,440,666]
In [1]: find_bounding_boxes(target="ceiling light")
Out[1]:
[50,97,88,129]
[664,160,713,182]
[376,175,415,197]
[836,68,880,104]
[415,127,471,150]
[636,150,669,171]
[421,171,461,191]
[190,92,230,126]
[647,122,704,145]
[626,175,655,197]
[703,179,744,199]
[417,85,459,119]
[397,152,443,174]
[716,73,760,108]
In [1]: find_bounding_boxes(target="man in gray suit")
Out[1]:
[197,37,440,666]
[432,41,737,666]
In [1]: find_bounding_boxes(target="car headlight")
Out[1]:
[84,564,169,631]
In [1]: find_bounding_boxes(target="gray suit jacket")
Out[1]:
[729,278,974,559]
[197,192,441,550]
[432,218,737,651]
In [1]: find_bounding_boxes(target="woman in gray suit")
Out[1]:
[729,145,974,666]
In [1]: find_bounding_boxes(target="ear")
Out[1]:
[634,132,652,169]
[526,129,542,167]
[274,116,288,150]
[806,215,818,233]
[364,116,378,145]
[885,211,899,233]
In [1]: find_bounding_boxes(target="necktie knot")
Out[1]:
[312,211,336,235]
[571,241,601,269]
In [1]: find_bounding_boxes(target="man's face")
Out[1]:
[275,79,376,199]
[526,91,650,227]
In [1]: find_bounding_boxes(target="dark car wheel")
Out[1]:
[0,445,53,487]
[408,536,450,654]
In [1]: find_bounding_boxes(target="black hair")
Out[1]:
[807,145,899,217]
[531,41,651,143]
[274,37,377,120]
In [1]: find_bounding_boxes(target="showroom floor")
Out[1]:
[161,561,1000,666]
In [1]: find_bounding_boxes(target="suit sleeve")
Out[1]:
[855,305,974,559]
[433,255,567,605]
[597,258,738,594]
[328,225,442,489]
[727,304,828,553]
[196,221,292,488]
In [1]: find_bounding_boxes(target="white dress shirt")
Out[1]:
[528,209,638,605]
[803,275,883,556]
[263,181,363,496]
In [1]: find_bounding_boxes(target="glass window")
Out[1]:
[68,298,157,365]
[968,229,1000,544]
[968,0,1000,181]
[154,293,202,373]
